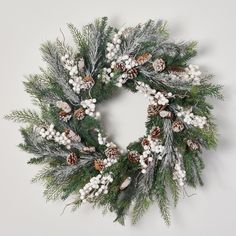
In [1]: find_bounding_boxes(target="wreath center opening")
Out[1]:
[97,89,149,150]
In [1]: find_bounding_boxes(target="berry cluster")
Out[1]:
[177,106,207,129]
[61,54,94,94]
[115,74,129,87]
[81,99,97,117]
[140,133,165,174]
[173,156,186,187]
[61,53,78,77]
[115,55,139,87]
[183,65,202,85]
[116,55,138,70]
[98,67,114,83]
[164,64,202,86]
[96,130,120,169]
[103,157,118,168]
[68,76,84,94]
[39,124,71,149]
[136,81,172,106]
[96,129,107,145]
[106,28,124,61]
[79,173,113,202]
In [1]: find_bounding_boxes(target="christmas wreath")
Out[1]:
[6,17,223,225]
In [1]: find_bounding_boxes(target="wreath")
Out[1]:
[6,17,222,225]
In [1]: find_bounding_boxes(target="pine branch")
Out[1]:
[155,41,197,66]
[5,109,44,125]
[67,23,85,52]
[19,127,68,159]
[165,169,180,207]
[154,170,171,225]
[183,151,204,187]
[68,17,113,75]
[192,155,205,186]
[123,20,168,55]
[191,81,223,100]
[40,42,80,104]
[131,195,151,224]
[23,74,62,104]
[32,161,95,201]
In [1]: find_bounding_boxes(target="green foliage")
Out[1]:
[153,170,171,225]
[6,17,222,226]
[191,79,223,100]
[131,194,151,224]
[159,41,197,66]
[146,116,164,132]
[68,17,113,75]
[183,151,204,187]
[90,80,117,103]
[5,109,44,125]
[165,169,180,207]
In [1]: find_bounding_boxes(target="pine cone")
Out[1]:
[115,63,126,72]
[172,120,185,132]
[66,152,78,165]
[147,104,164,117]
[64,128,81,142]
[136,53,152,65]
[59,111,72,122]
[105,145,119,159]
[150,126,161,139]
[187,139,200,151]
[153,58,165,72]
[56,101,71,113]
[82,75,95,89]
[64,128,70,136]
[59,110,67,118]
[128,151,140,163]
[94,159,105,171]
[141,137,150,147]
[74,107,85,120]
[126,67,139,79]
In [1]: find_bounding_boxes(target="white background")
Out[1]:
[0,0,236,235]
